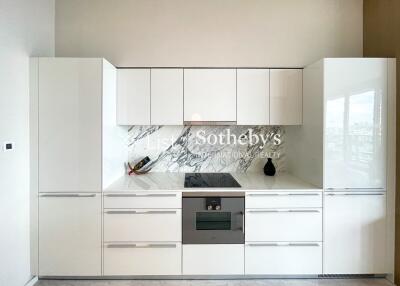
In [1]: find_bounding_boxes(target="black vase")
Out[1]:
[263,158,276,176]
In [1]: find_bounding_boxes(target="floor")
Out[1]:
[36,279,394,286]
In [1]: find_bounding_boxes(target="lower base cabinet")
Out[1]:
[38,194,101,276]
[183,244,244,275]
[104,242,181,275]
[245,242,322,275]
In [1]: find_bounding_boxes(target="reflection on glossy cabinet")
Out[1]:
[39,194,101,276]
[324,192,387,274]
[117,69,150,125]
[151,69,183,125]
[270,69,302,125]
[324,59,387,189]
[184,69,236,122]
[237,69,270,125]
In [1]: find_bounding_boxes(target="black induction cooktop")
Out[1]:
[184,173,241,188]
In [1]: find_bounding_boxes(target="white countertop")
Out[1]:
[104,172,321,192]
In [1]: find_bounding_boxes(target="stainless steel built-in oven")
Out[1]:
[182,192,245,244]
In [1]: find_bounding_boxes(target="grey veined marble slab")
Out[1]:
[36,278,394,286]
[127,126,285,173]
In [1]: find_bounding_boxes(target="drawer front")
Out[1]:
[104,192,181,209]
[245,209,322,241]
[246,191,322,208]
[245,242,322,275]
[104,242,181,275]
[182,244,244,275]
[104,209,181,242]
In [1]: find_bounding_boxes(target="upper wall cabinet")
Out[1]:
[184,69,236,123]
[151,69,183,125]
[237,69,270,125]
[270,69,303,125]
[117,69,150,125]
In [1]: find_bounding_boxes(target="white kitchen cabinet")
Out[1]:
[117,69,150,125]
[182,244,244,275]
[151,69,183,125]
[104,192,181,209]
[37,58,102,193]
[245,242,322,275]
[38,194,101,276]
[184,69,236,123]
[246,192,322,209]
[246,208,322,242]
[237,69,270,125]
[104,209,181,242]
[104,242,181,276]
[324,192,387,274]
[270,69,303,125]
[324,59,387,189]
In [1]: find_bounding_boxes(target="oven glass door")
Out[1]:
[182,197,244,244]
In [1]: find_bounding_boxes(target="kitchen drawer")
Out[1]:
[104,242,181,275]
[246,191,322,209]
[245,242,322,275]
[104,192,181,209]
[246,208,322,241]
[183,244,244,275]
[104,209,181,242]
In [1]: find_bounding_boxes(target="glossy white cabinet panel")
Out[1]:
[246,208,322,242]
[245,242,322,275]
[38,58,102,192]
[324,192,387,274]
[182,244,244,275]
[104,192,181,209]
[104,242,181,275]
[117,69,150,125]
[151,69,183,125]
[104,209,181,242]
[38,194,101,276]
[324,59,387,189]
[246,192,322,209]
[270,69,303,125]
[184,69,236,122]
[237,69,269,125]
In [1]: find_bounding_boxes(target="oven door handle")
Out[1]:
[241,211,245,234]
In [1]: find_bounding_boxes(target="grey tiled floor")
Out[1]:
[36,279,394,286]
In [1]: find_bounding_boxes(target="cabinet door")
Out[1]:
[117,69,150,125]
[151,69,183,125]
[184,69,236,122]
[324,59,387,189]
[237,69,269,125]
[270,69,302,125]
[39,194,101,276]
[38,58,102,192]
[324,192,387,274]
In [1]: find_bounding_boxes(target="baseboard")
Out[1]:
[25,276,38,286]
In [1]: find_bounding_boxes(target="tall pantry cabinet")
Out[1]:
[297,58,396,275]
[30,58,124,276]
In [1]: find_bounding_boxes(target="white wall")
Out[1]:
[0,1,54,285]
[55,0,363,67]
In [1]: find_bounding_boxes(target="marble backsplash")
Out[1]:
[127,125,286,173]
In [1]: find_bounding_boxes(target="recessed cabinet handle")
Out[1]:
[247,243,320,247]
[248,193,320,197]
[106,243,177,249]
[326,193,384,196]
[39,194,97,198]
[105,210,177,214]
[247,209,320,213]
[104,194,177,198]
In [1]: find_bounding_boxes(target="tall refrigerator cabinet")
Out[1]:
[300,58,396,276]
